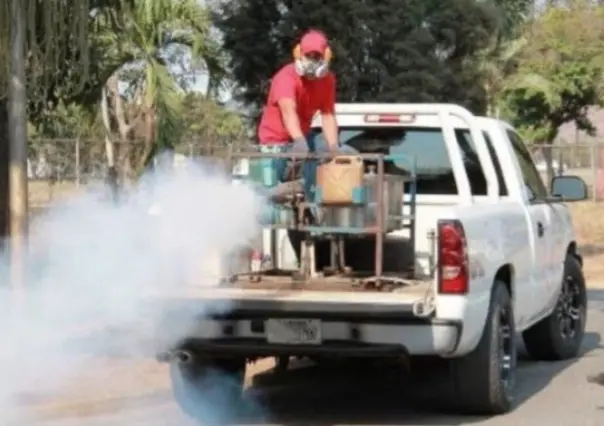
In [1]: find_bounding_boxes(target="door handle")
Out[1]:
[537,221,544,238]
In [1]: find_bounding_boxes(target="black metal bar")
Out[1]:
[375,155,385,287]
[263,224,380,234]
[408,169,418,275]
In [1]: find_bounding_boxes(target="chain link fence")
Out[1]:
[531,143,604,201]
[27,138,252,210]
[27,139,604,209]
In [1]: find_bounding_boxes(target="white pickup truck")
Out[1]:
[155,103,589,419]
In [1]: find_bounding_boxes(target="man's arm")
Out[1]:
[272,73,305,141]
[320,74,339,150]
[277,99,305,141]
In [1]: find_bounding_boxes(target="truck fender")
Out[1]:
[451,264,514,357]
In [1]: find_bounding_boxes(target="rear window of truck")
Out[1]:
[311,127,507,196]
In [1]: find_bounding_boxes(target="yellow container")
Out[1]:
[316,156,364,205]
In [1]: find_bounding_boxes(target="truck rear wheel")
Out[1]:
[522,255,587,361]
[446,280,516,415]
[169,352,246,423]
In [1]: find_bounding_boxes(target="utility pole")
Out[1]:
[8,0,28,294]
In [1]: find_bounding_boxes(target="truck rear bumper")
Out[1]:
[155,297,462,359]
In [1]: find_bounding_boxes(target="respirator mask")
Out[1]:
[294,56,330,79]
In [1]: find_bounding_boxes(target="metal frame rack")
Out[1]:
[227,150,418,287]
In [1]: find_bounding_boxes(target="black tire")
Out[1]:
[447,281,516,415]
[522,255,587,361]
[170,355,246,423]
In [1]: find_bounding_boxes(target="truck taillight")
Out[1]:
[437,220,469,294]
[364,114,416,123]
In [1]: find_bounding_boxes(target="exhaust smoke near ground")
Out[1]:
[0,156,266,424]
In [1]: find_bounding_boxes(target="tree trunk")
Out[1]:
[0,98,10,244]
[542,143,555,187]
[100,86,119,202]
[137,112,156,173]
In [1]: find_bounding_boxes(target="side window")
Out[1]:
[506,130,548,201]
[482,131,508,196]
[454,130,508,196]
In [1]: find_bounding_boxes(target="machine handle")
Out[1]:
[333,156,362,165]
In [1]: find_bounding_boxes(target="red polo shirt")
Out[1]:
[257,63,336,144]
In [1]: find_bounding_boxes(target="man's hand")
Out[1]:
[291,136,309,154]
[321,112,339,151]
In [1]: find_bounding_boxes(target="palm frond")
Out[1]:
[94,0,226,163]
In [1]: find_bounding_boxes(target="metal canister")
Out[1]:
[250,249,263,273]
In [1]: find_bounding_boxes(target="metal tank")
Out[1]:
[321,166,406,232]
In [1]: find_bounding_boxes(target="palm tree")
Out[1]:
[97,0,225,180]
[476,36,532,117]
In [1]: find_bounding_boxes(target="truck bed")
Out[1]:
[151,274,433,308]
[226,273,432,294]
[147,267,436,321]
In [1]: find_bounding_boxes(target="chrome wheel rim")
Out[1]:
[557,275,583,339]
[499,306,515,394]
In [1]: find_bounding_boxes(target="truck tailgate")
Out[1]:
[152,279,458,358]
[152,280,433,316]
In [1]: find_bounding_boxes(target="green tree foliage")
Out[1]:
[95,0,226,178]
[214,0,507,122]
[0,0,132,115]
[29,105,101,141]
[0,0,130,238]
[500,2,604,142]
[473,0,534,116]
[499,1,604,180]
[489,0,534,40]
[177,93,246,153]
[28,102,105,181]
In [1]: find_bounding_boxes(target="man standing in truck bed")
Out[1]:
[257,29,357,186]
[257,29,358,271]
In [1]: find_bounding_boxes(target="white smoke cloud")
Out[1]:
[0,156,266,424]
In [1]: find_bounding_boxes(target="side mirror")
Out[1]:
[550,175,588,202]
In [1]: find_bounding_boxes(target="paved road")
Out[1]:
[20,289,604,426]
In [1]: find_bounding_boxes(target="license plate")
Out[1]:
[266,319,322,345]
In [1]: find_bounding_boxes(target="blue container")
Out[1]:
[251,145,286,188]
[246,145,289,225]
